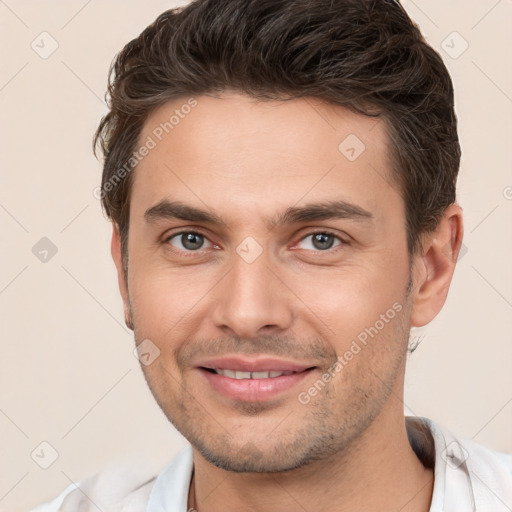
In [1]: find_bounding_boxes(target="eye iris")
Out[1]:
[182,233,203,250]
[312,233,334,250]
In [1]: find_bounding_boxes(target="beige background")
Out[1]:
[0,1,511,510]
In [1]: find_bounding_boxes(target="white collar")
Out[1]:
[146,444,194,512]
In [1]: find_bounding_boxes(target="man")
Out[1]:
[34,0,512,510]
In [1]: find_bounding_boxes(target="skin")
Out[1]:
[111,92,463,512]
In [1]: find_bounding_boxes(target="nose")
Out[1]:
[211,247,293,339]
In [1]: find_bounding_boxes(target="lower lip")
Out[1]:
[198,368,314,402]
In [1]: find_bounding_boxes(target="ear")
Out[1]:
[410,203,464,327]
[111,223,133,330]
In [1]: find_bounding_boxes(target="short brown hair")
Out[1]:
[93,0,460,264]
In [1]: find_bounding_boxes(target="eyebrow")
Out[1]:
[144,199,373,229]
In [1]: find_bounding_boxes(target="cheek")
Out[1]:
[128,263,213,329]
[290,260,408,346]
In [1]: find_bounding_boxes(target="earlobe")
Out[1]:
[410,203,464,328]
[111,223,133,330]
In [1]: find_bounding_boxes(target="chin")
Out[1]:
[197,445,311,473]
[188,428,341,474]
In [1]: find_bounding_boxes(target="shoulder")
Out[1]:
[29,463,158,512]
[428,417,512,480]
[451,436,512,510]
[29,446,194,512]
[419,416,512,510]
[460,436,512,485]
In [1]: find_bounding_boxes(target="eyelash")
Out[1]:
[162,229,348,256]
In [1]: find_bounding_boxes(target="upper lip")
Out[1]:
[195,356,316,373]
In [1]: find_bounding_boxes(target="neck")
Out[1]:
[188,409,434,512]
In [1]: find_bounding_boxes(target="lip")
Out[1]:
[195,355,316,402]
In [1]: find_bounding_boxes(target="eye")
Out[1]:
[165,231,213,251]
[297,232,344,251]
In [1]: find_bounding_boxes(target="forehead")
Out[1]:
[130,92,401,228]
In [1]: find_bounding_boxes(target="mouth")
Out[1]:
[195,356,317,401]
[201,368,312,379]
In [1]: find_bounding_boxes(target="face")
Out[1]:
[115,92,419,472]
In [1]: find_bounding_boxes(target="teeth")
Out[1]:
[214,369,295,379]
[252,371,270,379]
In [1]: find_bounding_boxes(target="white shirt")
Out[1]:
[31,417,512,512]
